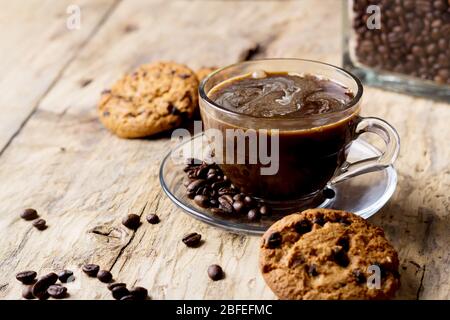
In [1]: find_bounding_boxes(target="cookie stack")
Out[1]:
[259,209,400,300]
[98,62,216,138]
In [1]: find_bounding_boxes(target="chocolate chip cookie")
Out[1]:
[196,67,218,82]
[259,209,400,300]
[98,61,199,138]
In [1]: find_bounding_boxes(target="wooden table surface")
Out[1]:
[0,0,449,300]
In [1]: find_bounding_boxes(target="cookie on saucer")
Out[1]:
[98,61,199,138]
[259,209,400,300]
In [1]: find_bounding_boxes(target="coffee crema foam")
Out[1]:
[208,71,354,118]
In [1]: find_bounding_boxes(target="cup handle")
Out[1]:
[330,117,400,185]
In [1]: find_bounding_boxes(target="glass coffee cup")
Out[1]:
[199,59,399,208]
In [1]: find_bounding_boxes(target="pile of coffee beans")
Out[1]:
[183,159,271,221]
[20,208,47,230]
[82,263,149,300]
[16,269,74,299]
[352,0,450,84]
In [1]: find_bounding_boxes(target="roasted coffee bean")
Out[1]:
[20,208,38,221]
[16,271,37,284]
[32,218,47,230]
[259,205,270,216]
[218,196,233,213]
[211,180,227,190]
[22,286,36,299]
[307,264,319,277]
[322,188,335,199]
[57,270,74,283]
[120,295,135,300]
[218,187,235,196]
[82,264,100,277]
[47,284,67,299]
[187,179,206,193]
[247,208,260,221]
[233,194,243,201]
[187,191,196,199]
[122,214,140,230]
[108,282,126,291]
[209,199,218,207]
[353,1,450,84]
[129,286,148,300]
[210,207,226,215]
[182,232,202,247]
[232,200,244,213]
[295,219,312,235]
[112,286,130,300]
[146,214,160,224]
[194,195,210,208]
[244,196,254,206]
[353,269,366,284]
[207,264,224,281]
[195,165,210,179]
[97,270,113,283]
[266,232,282,249]
[32,272,58,298]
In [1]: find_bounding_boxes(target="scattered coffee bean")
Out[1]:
[47,284,67,299]
[122,214,140,230]
[194,195,210,208]
[20,208,38,221]
[32,219,47,230]
[108,282,126,291]
[267,232,282,249]
[16,271,37,284]
[32,272,58,298]
[247,208,260,221]
[22,286,35,299]
[146,214,160,224]
[182,232,202,247]
[112,286,130,300]
[207,264,224,281]
[322,187,335,199]
[82,264,100,277]
[129,286,148,300]
[58,270,74,283]
[97,270,113,283]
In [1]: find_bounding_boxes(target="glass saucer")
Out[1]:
[159,133,397,235]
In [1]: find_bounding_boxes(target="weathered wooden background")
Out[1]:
[0,0,448,299]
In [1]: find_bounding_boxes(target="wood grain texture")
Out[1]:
[0,0,448,300]
[0,0,118,153]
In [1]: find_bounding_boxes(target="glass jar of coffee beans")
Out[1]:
[343,0,450,100]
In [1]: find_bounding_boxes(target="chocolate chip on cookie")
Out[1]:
[98,61,199,138]
[259,209,400,300]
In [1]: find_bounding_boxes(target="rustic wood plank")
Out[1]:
[0,0,448,300]
[0,0,119,153]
